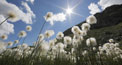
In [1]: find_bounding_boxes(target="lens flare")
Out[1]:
[66,8,73,15]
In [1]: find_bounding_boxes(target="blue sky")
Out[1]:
[5,0,99,45]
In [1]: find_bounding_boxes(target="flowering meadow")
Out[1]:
[0,11,122,65]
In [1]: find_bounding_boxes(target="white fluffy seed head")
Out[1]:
[18,31,27,38]
[22,43,28,49]
[39,43,49,52]
[72,35,84,44]
[44,12,53,21]
[26,25,32,31]
[49,40,55,48]
[71,26,80,34]
[17,45,21,49]
[76,30,83,36]
[80,36,84,41]
[14,40,19,44]
[7,11,18,22]
[77,30,87,36]
[56,42,64,50]
[0,41,7,54]
[39,34,44,41]
[64,36,72,44]
[81,23,91,31]
[109,39,114,43]
[73,35,80,43]
[115,43,119,47]
[93,47,96,51]
[86,37,97,47]
[44,30,54,38]
[103,43,110,49]
[53,38,57,43]
[0,35,8,40]
[82,50,88,56]
[56,32,64,39]
[86,15,97,24]
[7,41,13,46]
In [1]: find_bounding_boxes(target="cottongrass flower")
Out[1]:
[44,30,54,38]
[80,36,84,41]
[22,43,28,49]
[14,40,19,44]
[73,35,81,43]
[49,40,55,48]
[18,30,27,38]
[86,37,97,47]
[77,30,87,36]
[115,43,119,47]
[109,39,114,43]
[64,36,72,44]
[98,46,102,50]
[100,42,122,56]
[7,41,13,47]
[39,42,50,53]
[26,25,32,31]
[80,30,87,36]
[7,11,18,22]
[81,23,91,31]
[53,38,57,43]
[39,34,44,41]
[93,47,96,51]
[71,48,75,54]
[103,43,110,50]
[82,50,88,56]
[72,35,84,44]
[71,26,88,37]
[56,42,64,50]
[0,41,7,54]
[0,34,8,40]
[71,26,80,34]
[0,11,17,25]
[44,12,53,21]
[86,15,97,24]
[56,32,64,39]
[17,45,22,49]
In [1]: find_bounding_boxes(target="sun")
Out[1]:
[66,8,73,15]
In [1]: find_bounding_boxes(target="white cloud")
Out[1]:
[45,12,66,25]
[88,0,122,14]
[21,2,36,24]
[0,0,35,24]
[88,3,101,14]
[98,0,122,9]
[52,13,66,22]
[0,15,14,36]
[26,0,35,4]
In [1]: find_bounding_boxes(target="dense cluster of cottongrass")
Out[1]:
[0,13,122,65]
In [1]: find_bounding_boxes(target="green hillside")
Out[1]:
[86,22,122,45]
[64,4,122,45]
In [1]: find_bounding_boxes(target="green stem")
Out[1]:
[0,17,10,26]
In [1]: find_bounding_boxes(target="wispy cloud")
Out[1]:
[44,12,66,25]
[88,0,122,14]
[88,3,101,15]
[0,0,35,24]
[98,0,122,9]
[0,0,35,36]
[21,2,36,24]
[26,0,35,4]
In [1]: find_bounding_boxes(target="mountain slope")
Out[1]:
[64,4,122,44]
